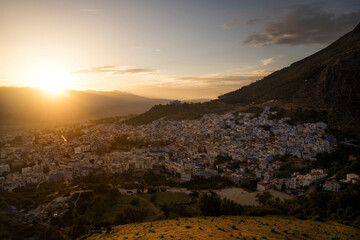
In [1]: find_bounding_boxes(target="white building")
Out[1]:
[323,180,340,192]
[180,172,191,182]
[346,173,359,183]
[257,181,271,191]
[0,164,10,175]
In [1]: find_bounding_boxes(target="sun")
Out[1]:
[31,67,70,94]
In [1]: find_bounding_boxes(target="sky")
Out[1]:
[0,0,359,100]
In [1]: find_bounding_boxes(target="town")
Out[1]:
[0,107,359,194]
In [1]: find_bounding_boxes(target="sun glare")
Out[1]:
[31,67,70,94]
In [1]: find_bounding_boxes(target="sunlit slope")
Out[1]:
[85,216,360,240]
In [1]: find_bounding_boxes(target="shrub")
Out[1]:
[130,198,139,206]
[149,195,157,203]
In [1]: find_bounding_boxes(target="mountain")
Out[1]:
[219,23,360,136]
[128,23,360,137]
[0,87,169,129]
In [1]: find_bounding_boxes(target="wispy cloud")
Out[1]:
[72,66,157,75]
[243,3,360,47]
[222,18,241,29]
[80,9,102,12]
[222,24,230,29]
[261,57,274,66]
[250,69,275,75]
[113,68,157,75]
[171,69,274,87]
[245,18,264,25]
[132,69,276,99]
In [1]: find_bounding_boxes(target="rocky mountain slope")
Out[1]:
[219,23,360,136]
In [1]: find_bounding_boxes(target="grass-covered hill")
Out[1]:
[85,216,360,240]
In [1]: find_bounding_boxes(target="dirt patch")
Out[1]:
[213,188,292,206]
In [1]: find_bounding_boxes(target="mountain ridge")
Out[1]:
[0,87,170,129]
[128,23,360,137]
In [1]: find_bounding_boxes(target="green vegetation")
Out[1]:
[274,145,360,179]
[1,181,66,211]
[313,145,360,180]
[250,184,360,227]
[1,152,359,240]
[182,176,233,190]
[109,134,146,151]
[269,107,328,125]
[125,101,234,126]
[198,191,243,216]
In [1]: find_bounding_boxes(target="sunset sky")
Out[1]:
[1,0,359,99]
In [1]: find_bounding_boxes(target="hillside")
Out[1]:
[0,87,169,129]
[85,216,360,240]
[126,23,360,136]
[125,100,233,126]
[219,23,360,136]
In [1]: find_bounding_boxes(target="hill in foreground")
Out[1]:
[85,216,359,240]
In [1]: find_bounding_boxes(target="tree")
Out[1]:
[220,198,243,215]
[256,191,273,206]
[36,226,65,240]
[198,192,221,216]
[160,203,170,219]
[71,215,91,239]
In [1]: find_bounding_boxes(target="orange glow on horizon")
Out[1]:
[30,66,71,95]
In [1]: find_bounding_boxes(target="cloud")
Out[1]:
[112,68,157,75]
[80,9,101,12]
[243,4,360,47]
[72,66,157,75]
[132,69,275,100]
[245,18,264,25]
[72,66,116,74]
[222,18,241,29]
[250,69,275,75]
[261,57,274,66]
[171,70,274,87]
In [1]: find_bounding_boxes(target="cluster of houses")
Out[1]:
[257,169,328,191]
[322,172,360,192]
[0,107,354,193]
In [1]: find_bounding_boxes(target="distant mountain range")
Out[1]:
[0,87,170,129]
[128,23,360,137]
